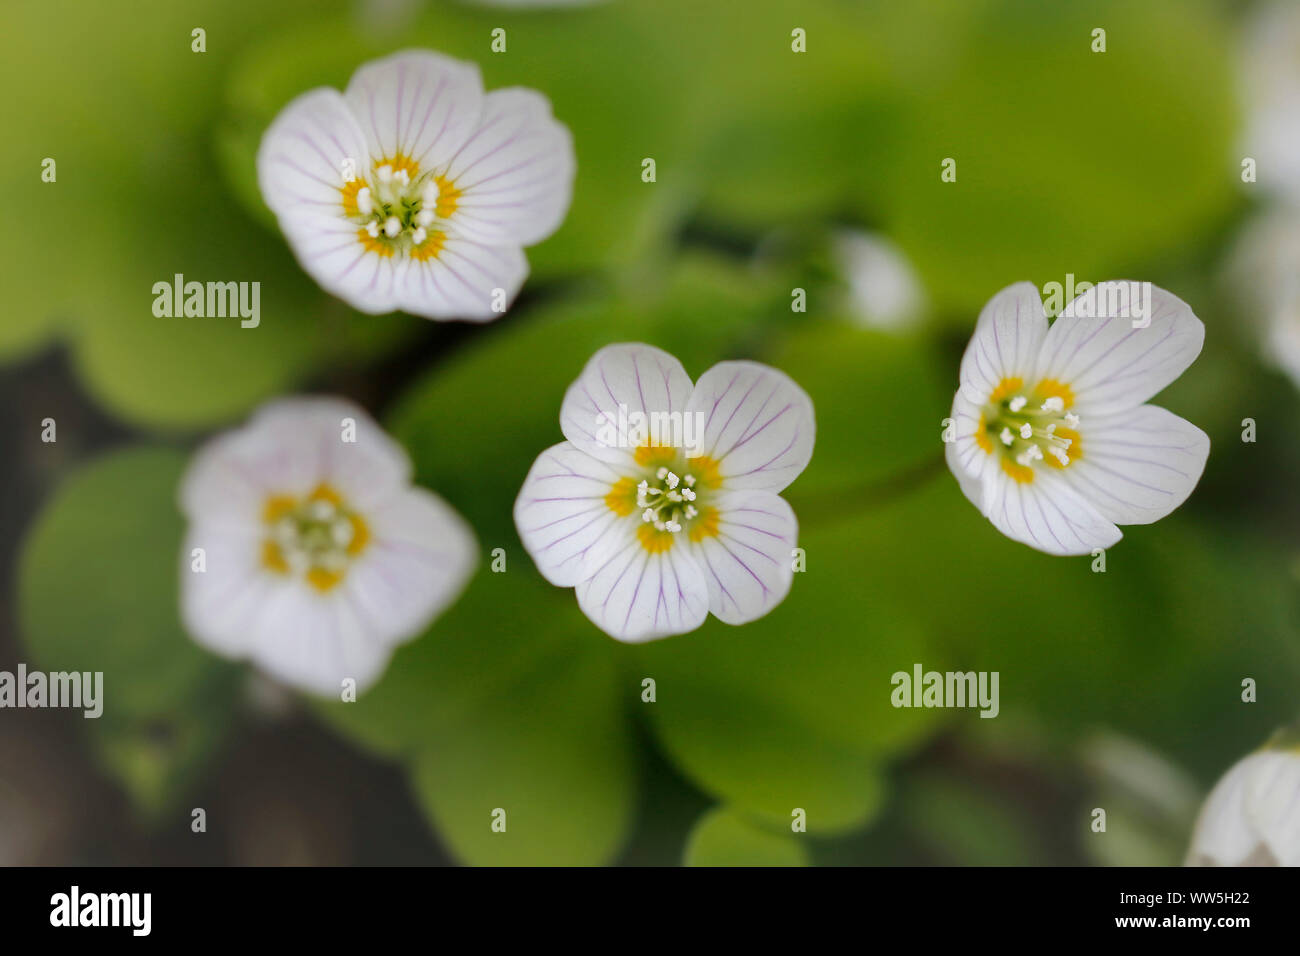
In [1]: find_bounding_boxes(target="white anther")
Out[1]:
[665,521,682,533]
[1000,427,1014,446]
[377,164,394,183]
[1041,396,1065,412]
[384,216,402,238]
[685,505,698,519]
[642,508,655,523]
[411,227,427,245]
[356,187,373,216]
[415,209,435,229]
[1009,396,1027,412]
[682,488,696,501]
[365,221,380,238]
[1050,446,1071,466]
[422,179,440,205]
[666,491,681,503]
[683,475,696,487]
[654,520,666,531]
[308,500,335,521]
[1019,422,1033,440]
[1045,424,1057,436]
[656,467,668,479]
[331,518,354,547]
[666,472,679,489]
[1064,412,1080,428]
[395,169,410,186]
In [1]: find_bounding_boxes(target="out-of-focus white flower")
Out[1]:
[514,343,814,642]
[1227,211,1300,389]
[1240,0,1300,207]
[179,397,477,695]
[1186,740,1300,866]
[945,281,1209,555]
[258,50,575,320]
[832,229,925,330]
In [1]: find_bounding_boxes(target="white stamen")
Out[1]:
[395,168,410,186]
[642,508,654,523]
[1064,412,1080,428]
[384,216,401,238]
[1041,396,1065,412]
[1009,396,1027,412]
[308,500,335,521]
[1019,422,1033,440]
[665,471,679,489]
[365,221,380,238]
[411,227,427,245]
[683,475,696,487]
[415,209,435,229]
[422,179,440,205]
[682,488,696,501]
[665,520,682,533]
[1000,427,1014,446]
[1050,446,1071,466]
[685,505,698,519]
[331,518,353,547]
[356,187,373,216]
[376,164,394,183]
[656,467,668,479]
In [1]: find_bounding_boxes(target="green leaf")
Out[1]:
[865,0,1239,317]
[17,446,239,816]
[684,807,810,867]
[3,0,414,426]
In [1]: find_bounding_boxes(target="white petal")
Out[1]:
[257,88,372,226]
[180,397,412,527]
[1035,282,1205,416]
[1059,405,1209,526]
[1244,750,1300,866]
[574,528,710,642]
[1187,751,1300,867]
[390,235,528,321]
[682,360,815,493]
[947,388,993,486]
[983,465,1121,556]
[514,441,637,587]
[345,486,478,645]
[180,525,393,695]
[944,424,987,511]
[687,490,797,625]
[958,281,1048,404]
[559,343,696,464]
[443,88,575,246]
[343,49,484,172]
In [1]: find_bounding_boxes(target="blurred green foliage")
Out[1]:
[7,0,1297,864]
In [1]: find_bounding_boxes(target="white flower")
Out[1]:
[1186,742,1300,866]
[1240,0,1300,208]
[514,343,815,642]
[1227,211,1300,390]
[179,397,477,694]
[257,49,575,321]
[832,229,926,330]
[945,281,1209,556]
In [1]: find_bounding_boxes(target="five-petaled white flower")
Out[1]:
[179,397,477,694]
[945,281,1210,556]
[514,343,815,642]
[1185,738,1300,866]
[257,49,575,321]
